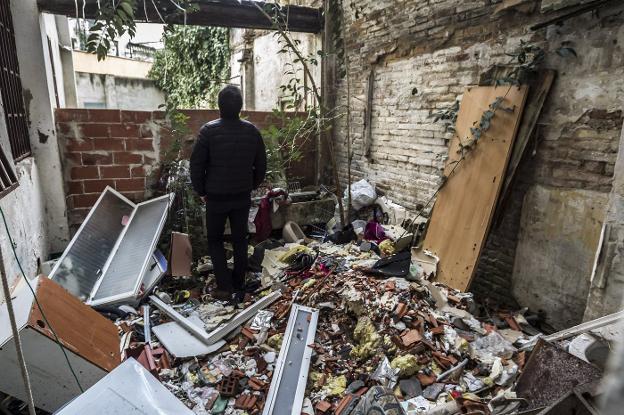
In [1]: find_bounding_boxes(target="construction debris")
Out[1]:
[84,215,613,415]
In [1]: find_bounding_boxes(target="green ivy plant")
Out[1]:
[148,25,230,110]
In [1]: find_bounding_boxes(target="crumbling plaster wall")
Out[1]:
[11,0,70,254]
[332,1,624,318]
[0,0,71,294]
[229,28,321,111]
[75,72,165,111]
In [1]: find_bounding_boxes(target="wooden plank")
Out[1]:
[27,277,121,372]
[494,70,557,223]
[37,0,323,33]
[423,85,528,291]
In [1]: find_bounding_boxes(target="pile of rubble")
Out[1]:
[9,187,612,414]
[114,228,550,415]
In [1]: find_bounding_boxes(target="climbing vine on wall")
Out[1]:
[148,25,231,110]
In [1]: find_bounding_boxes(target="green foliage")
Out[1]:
[261,109,318,184]
[148,25,231,110]
[431,101,460,133]
[86,0,137,60]
[497,40,546,86]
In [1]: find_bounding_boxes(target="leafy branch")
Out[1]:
[86,0,137,61]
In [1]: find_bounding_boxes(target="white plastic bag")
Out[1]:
[345,179,377,210]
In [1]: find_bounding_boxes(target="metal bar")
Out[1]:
[149,295,214,345]
[143,304,151,346]
[544,309,624,342]
[0,0,31,160]
[203,290,282,344]
[150,290,282,346]
[263,304,319,415]
[37,0,323,33]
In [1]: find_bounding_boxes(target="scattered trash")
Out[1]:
[347,179,377,211]
[32,189,614,414]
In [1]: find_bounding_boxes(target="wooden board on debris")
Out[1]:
[424,85,528,291]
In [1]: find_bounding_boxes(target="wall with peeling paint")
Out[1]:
[331,1,624,322]
[0,0,71,294]
[11,0,69,254]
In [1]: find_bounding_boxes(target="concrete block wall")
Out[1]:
[55,108,318,233]
[331,1,624,306]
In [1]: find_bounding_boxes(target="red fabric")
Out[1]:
[253,189,288,242]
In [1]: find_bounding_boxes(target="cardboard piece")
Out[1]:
[169,232,193,277]
[0,277,120,412]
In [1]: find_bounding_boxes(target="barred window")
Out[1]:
[0,0,32,161]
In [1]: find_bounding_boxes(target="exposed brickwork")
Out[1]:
[56,109,156,230]
[331,1,624,302]
[56,108,317,233]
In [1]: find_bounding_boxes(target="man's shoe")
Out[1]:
[212,289,232,302]
[232,290,246,306]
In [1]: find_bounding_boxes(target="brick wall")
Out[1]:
[330,1,624,302]
[56,109,317,233]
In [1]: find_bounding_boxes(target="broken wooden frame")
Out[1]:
[263,304,319,415]
[150,290,282,346]
[49,187,173,306]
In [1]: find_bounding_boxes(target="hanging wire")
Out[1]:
[0,207,84,393]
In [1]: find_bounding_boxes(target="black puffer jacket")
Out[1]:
[190,118,267,198]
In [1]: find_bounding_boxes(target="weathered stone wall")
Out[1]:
[331,1,624,311]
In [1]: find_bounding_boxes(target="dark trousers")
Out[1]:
[205,199,251,292]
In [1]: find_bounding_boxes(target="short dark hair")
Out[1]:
[218,85,243,119]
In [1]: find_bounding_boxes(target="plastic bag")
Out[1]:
[346,180,377,210]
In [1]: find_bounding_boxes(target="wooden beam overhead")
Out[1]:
[37,0,323,33]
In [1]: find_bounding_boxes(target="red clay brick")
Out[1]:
[121,111,152,123]
[144,155,156,165]
[66,138,93,152]
[81,123,110,138]
[57,122,74,136]
[125,138,153,151]
[71,166,99,180]
[82,153,113,165]
[93,138,125,151]
[67,181,83,195]
[114,152,143,164]
[116,178,146,192]
[84,179,116,193]
[121,191,146,202]
[139,125,153,138]
[152,111,167,120]
[72,193,101,208]
[100,166,130,178]
[88,109,120,123]
[65,152,82,165]
[55,109,89,122]
[131,166,146,177]
[110,124,140,137]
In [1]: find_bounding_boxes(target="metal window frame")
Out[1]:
[88,192,173,306]
[48,186,136,280]
[0,0,32,160]
[150,290,282,346]
[263,304,319,415]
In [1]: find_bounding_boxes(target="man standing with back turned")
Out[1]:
[190,85,267,303]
